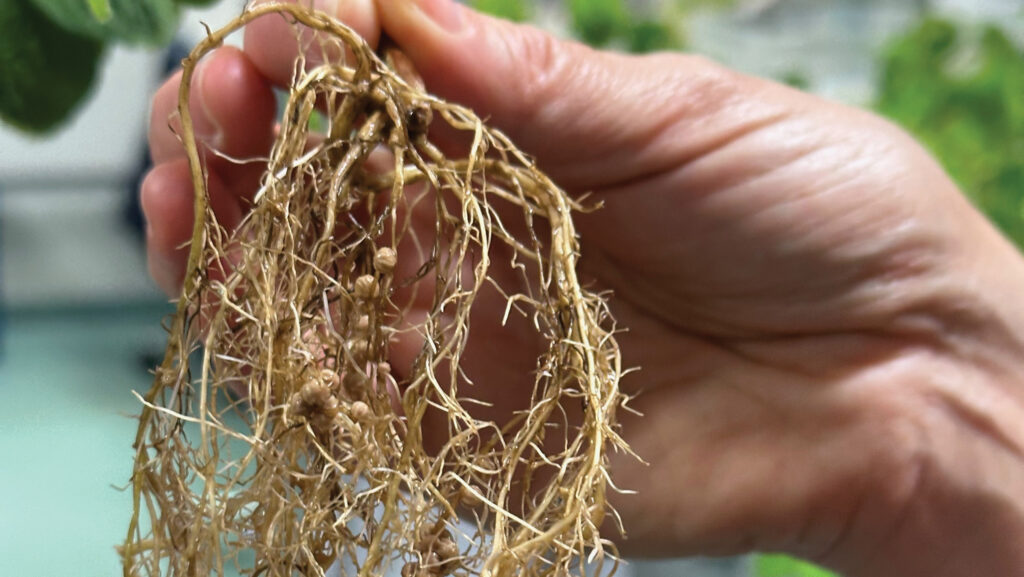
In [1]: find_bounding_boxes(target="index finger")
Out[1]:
[243,0,382,89]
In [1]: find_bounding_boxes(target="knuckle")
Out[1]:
[506,24,578,122]
[665,53,754,117]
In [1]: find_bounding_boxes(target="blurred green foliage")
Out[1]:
[756,554,837,577]
[0,0,105,133]
[567,0,633,46]
[0,0,209,133]
[626,18,679,53]
[87,0,112,21]
[876,18,1024,248]
[32,0,180,45]
[472,0,686,53]
[568,0,740,52]
[471,0,531,22]
[780,70,811,91]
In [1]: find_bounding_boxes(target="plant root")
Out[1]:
[122,3,632,577]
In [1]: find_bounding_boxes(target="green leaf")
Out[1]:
[628,19,683,53]
[567,0,632,47]
[0,0,105,133]
[174,0,220,6]
[755,554,838,577]
[29,0,180,45]
[780,70,810,90]
[87,0,111,22]
[472,0,531,22]
[876,18,1024,248]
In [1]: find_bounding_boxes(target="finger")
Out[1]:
[149,46,277,168]
[148,45,276,223]
[141,159,242,295]
[244,0,381,89]
[375,0,798,191]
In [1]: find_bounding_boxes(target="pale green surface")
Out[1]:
[755,554,838,576]
[0,304,169,575]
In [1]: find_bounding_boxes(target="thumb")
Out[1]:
[375,0,790,191]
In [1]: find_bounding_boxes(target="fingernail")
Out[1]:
[192,56,225,148]
[402,0,464,33]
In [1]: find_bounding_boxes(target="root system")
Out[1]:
[122,3,632,576]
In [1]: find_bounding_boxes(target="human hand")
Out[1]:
[141,1,1024,575]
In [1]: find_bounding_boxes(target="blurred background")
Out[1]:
[0,0,1021,575]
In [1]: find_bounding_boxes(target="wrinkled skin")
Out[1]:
[141,1,1024,575]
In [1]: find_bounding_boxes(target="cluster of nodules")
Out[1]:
[401,525,462,577]
[284,245,398,437]
[126,7,626,577]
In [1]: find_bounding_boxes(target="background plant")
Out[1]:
[875,17,1024,249]
[471,0,737,52]
[0,0,214,133]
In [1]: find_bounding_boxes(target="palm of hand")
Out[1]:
[144,6,1012,571]
[419,54,973,560]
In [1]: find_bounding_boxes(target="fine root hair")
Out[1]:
[123,4,633,577]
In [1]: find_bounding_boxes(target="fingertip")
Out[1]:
[149,45,276,166]
[141,160,242,294]
[197,46,277,158]
[141,161,193,293]
[141,160,195,254]
[147,237,183,297]
[328,0,381,47]
[148,69,185,164]
[244,0,381,89]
